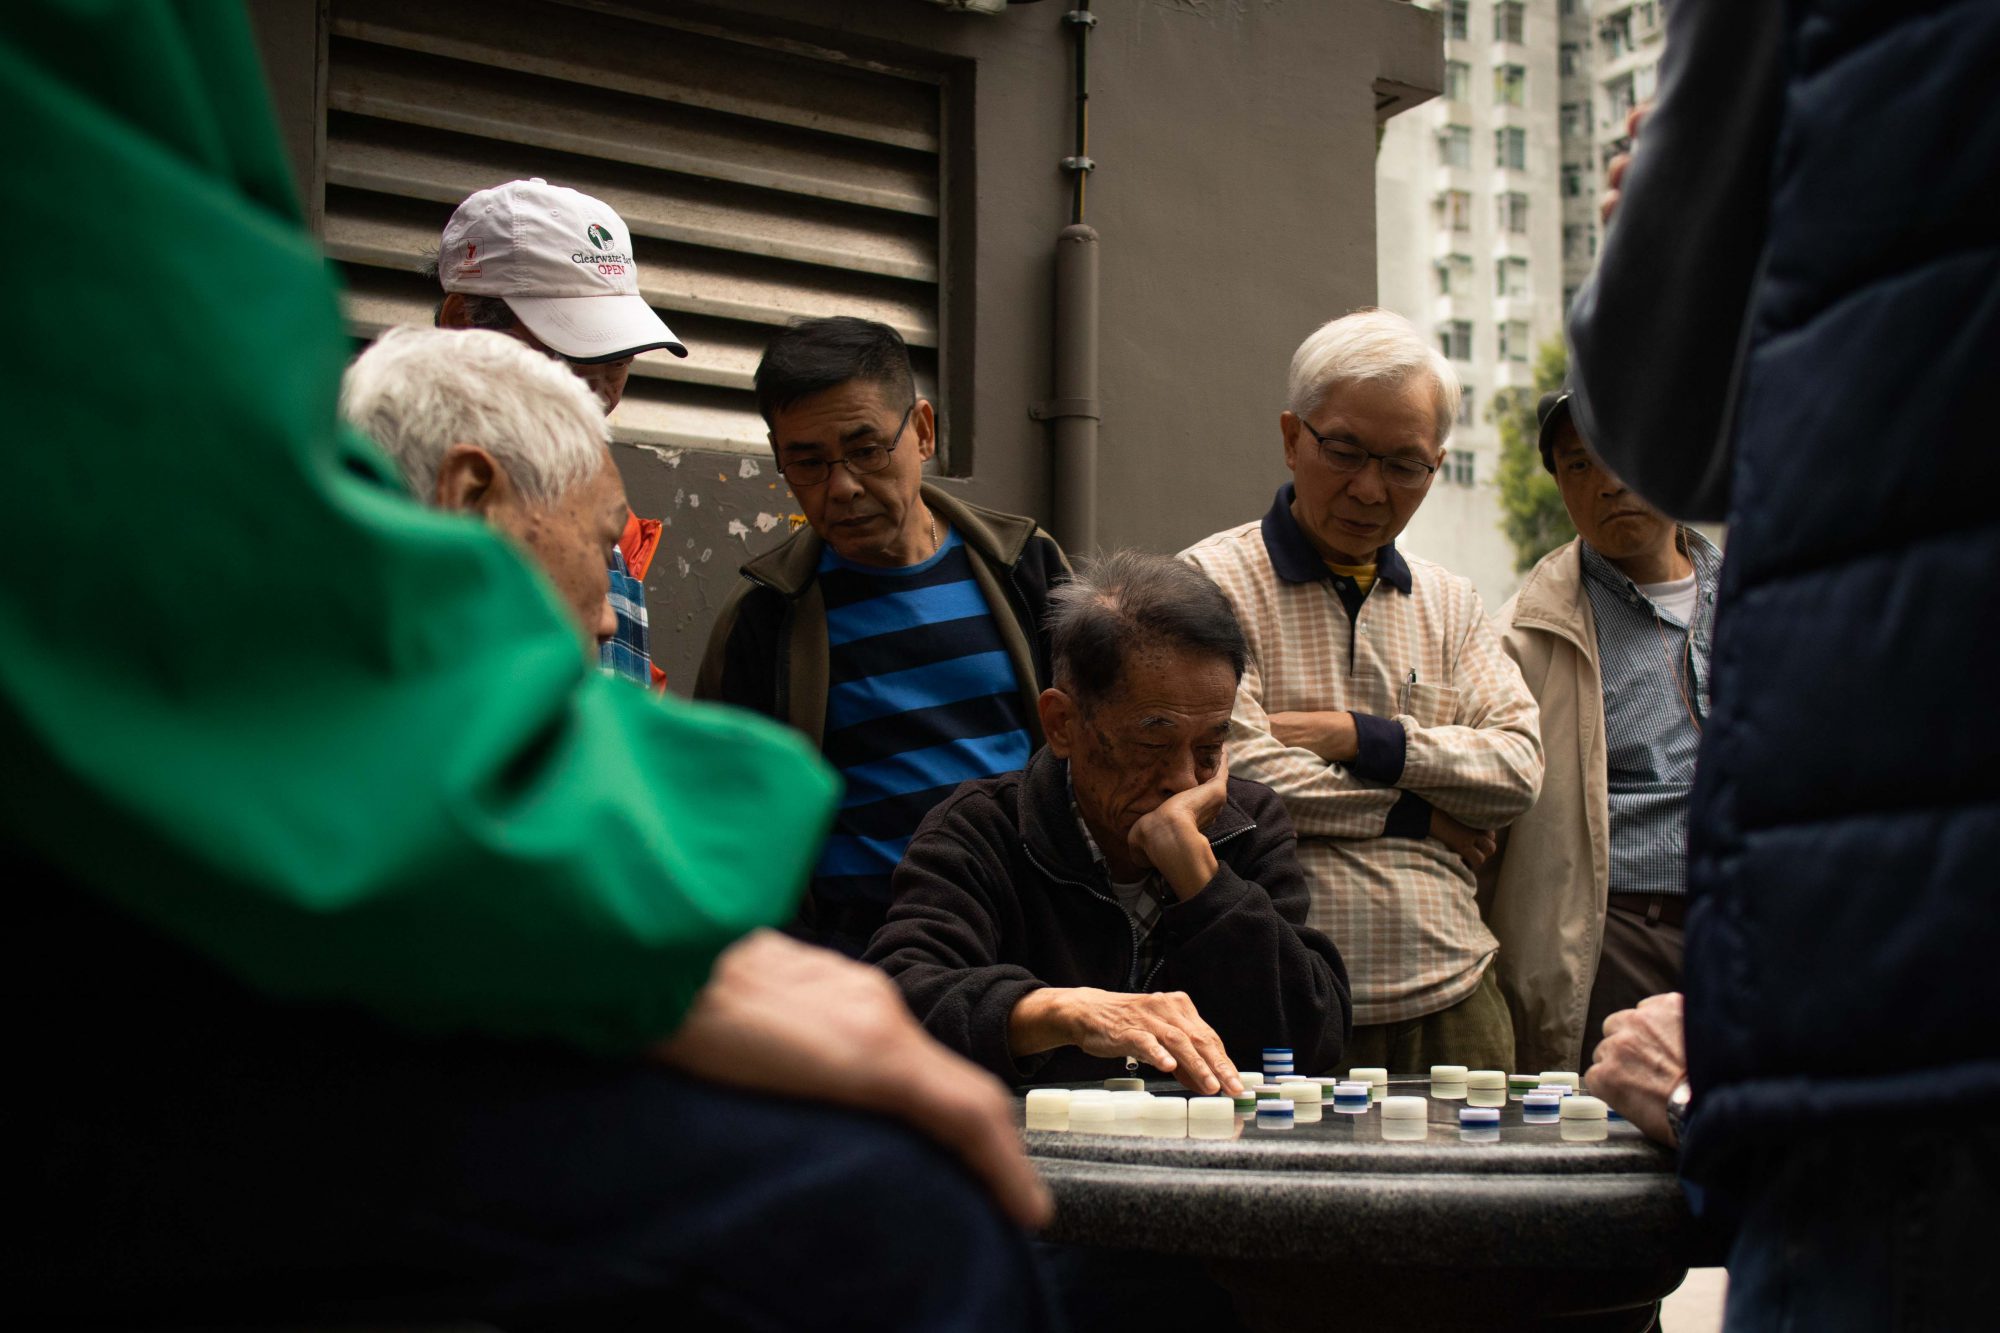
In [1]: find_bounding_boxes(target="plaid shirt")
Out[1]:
[1069,769,1171,989]
[1182,486,1543,1024]
[598,548,653,686]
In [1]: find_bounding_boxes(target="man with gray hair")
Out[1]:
[1182,308,1542,1074]
[868,550,1349,1089]
[341,326,629,648]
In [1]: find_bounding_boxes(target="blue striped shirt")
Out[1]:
[811,530,1032,953]
[1580,529,1722,897]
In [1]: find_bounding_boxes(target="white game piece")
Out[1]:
[1539,1070,1581,1089]
[1381,1117,1427,1140]
[1465,1069,1506,1089]
[1142,1096,1188,1121]
[1277,1074,1312,1084]
[1069,1097,1115,1130]
[1189,1116,1241,1140]
[1255,1098,1295,1129]
[1467,1087,1507,1108]
[1109,1090,1153,1118]
[1024,1087,1071,1130]
[1348,1066,1389,1087]
[1104,1076,1146,1092]
[1381,1094,1427,1120]
[1284,1081,1323,1104]
[1559,1095,1609,1120]
[1459,1105,1500,1126]
[1331,1081,1372,1113]
[1561,1118,1609,1143]
[1188,1096,1234,1120]
[1430,1064,1469,1081]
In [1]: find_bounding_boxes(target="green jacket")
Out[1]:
[0,1,836,1056]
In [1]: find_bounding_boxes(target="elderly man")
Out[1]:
[697,316,1072,956]
[433,177,684,686]
[867,552,1349,1090]
[1484,391,1721,1073]
[7,10,1058,1324]
[1182,309,1542,1074]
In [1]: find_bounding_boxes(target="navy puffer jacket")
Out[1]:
[1569,0,2000,1192]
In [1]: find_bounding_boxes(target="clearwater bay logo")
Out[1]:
[586,223,615,249]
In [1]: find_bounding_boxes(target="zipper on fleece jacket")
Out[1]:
[1024,819,1258,993]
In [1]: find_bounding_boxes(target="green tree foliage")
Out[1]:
[1493,336,1577,572]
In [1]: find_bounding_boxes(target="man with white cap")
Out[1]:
[433,177,684,686]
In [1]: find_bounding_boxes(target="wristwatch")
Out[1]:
[1664,1079,1694,1146]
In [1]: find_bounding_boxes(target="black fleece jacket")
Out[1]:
[866,747,1351,1086]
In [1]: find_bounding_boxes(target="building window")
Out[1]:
[1445,59,1471,104]
[1440,320,1473,362]
[1561,163,1585,198]
[1497,191,1529,233]
[1606,72,1637,125]
[1497,256,1531,299]
[1493,1,1525,45]
[1601,11,1633,58]
[1495,126,1527,171]
[1564,222,1591,262]
[1439,124,1473,169]
[1435,252,1475,296]
[1449,451,1476,486]
[1438,189,1473,232]
[1559,42,1580,78]
[1458,386,1476,428]
[1494,64,1526,107]
[1559,0,1578,15]
[1501,320,1531,363]
[1446,0,1469,42]
[1560,101,1588,138]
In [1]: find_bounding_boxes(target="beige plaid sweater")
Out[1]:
[1182,494,1543,1024]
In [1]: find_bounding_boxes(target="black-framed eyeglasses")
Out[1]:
[776,401,916,488]
[1296,417,1439,490]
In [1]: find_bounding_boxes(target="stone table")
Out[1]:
[1023,1079,1695,1331]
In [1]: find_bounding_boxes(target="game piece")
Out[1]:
[1025,1087,1071,1130]
[1262,1047,1294,1068]
[1508,1073,1540,1096]
[1255,1098,1295,1128]
[1254,1084,1287,1100]
[1465,1069,1505,1089]
[1277,1074,1312,1084]
[1534,1084,1574,1098]
[1559,1095,1608,1121]
[1332,1082,1372,1113]
[1523,1092,1563,1124]
[1561,1118,1609,1143]
[1382,1115,1427,1141]
[1459,1105,1500,1127]
[1188,1096,1234,1120]
[1104,1076,1147,1092]
[1284,1081,1323,1104]
[1141,1096,1188,1138]
[1430,1064,1468,1081]
[1232,1091,1260,1113]
[1070,1096,1115,1131]
[1381,1095,1426,1120]
[1348,1066,1388,1088]
[1189,1116,1240,1140]
[1460,1123,1501,1144]
[1538,1070,1580,1090]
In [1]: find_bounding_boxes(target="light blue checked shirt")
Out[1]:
[599,548,653,686]
[1579,529,1722,897]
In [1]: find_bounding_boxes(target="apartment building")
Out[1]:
[1378,0,1667,611]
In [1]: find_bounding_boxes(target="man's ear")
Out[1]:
[913,398,938,464]
[437,291,471,330]
[432,443,506,517]
[1280,411,1300,474]
[1039,687,1077,759]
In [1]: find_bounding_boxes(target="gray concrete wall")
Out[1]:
[254,0,1439,690]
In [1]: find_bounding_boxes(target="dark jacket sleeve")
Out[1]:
[693,579,783,718]
[1013,530,1074,690]
[1566,0,1785,522]
[866,786,1050,1084]
[1153,779,1352,1077]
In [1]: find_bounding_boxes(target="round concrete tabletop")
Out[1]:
[1023,1079,1695,1329]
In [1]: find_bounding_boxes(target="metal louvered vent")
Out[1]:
[325,0,945,457]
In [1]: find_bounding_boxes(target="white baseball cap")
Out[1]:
[439,178,687,363]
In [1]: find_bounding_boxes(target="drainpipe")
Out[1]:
[1034,5,1101,554]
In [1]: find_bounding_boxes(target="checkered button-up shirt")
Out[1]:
[1182,486,1544,1024]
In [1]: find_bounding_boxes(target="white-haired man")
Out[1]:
[1181,309,1543,1073]
[342,326,629,647]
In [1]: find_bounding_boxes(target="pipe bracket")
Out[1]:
[1030,397,1102,422]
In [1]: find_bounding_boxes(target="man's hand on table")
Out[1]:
[1127,750,1229,900]
[1269,710,1359,764]
[1009,987,1245,1098]
[655,930,1053,1230]
[1431,808,1498,871]
[1586,991,1687,1147]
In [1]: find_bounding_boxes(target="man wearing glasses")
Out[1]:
[1182,308,1543,1073]
[698,317,1071,957]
